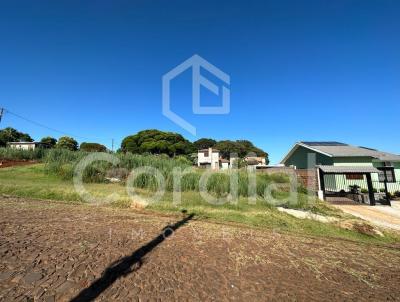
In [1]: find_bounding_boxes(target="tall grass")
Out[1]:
[40,149,293,200]
[1,148,294,201]
[0,147,48,160]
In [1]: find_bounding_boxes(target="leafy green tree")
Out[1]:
[193,138,216,150]
[214,140,244,158]
[0,127,33,147]
[56,136,78,151]
[121,129,195,156]
[40,136,57,148]
[80,142,107,152]
[214,139,269,163]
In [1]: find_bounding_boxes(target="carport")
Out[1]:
[317,165,382,206]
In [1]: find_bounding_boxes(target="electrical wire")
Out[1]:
[2,107,112,142]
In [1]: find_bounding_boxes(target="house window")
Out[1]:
[378,167,396,183]
[204,151,209,157]
[346,174,363,180]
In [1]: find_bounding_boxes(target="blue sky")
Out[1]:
[0,0,399,163]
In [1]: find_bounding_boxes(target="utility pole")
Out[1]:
[0,108,4,124]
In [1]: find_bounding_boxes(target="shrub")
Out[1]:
[394,191,400,198]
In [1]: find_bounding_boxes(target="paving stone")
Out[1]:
[56,280,76,294]
[43,295,55,302]
[0,271,13,281]
[23,272,42,284]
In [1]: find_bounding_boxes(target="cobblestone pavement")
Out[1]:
[1,196,400,301]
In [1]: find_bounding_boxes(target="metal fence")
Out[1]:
[323,174,400,194]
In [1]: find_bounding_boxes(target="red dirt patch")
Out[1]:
[0,160,37,168]
[0,196,399,301]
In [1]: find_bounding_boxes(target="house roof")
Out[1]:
[198,148,219,152]
[7,141,43,145]
[219,158,229,163]
[318,165,380,174]
[281,141,400,163]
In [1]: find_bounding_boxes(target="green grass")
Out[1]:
[0,147,48,160]
[1,164,399,245]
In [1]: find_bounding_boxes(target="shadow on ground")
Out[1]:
[71,213,194,301]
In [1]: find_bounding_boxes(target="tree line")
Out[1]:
[0,127,106,152]
[0,127,269,163]
[121,129,269,163]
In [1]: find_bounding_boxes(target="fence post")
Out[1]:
[384,180,391,206]
[366,173,375,206]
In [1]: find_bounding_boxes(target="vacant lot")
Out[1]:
[0,196,399,301]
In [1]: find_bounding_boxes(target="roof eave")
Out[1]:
[280,142,333,164]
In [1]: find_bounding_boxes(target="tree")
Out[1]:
[40,136,57,148]
[0,127,33,147]
[193,138,216,150]
[214,139,269,163]
[80,142,107,152]
[56,136,78,151]
[121,129,195,156]
[214,140,246,158]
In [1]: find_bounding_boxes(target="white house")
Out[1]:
[220,158,230,170]
[197,148,220,169]
[7,142,48,150]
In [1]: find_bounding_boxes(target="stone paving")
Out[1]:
[1,196,400,301]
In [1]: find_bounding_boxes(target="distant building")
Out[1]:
[220,158,230,170]
[197,148,220,169]
[7,142,49,150]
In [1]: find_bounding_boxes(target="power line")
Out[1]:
[2,107,112,142]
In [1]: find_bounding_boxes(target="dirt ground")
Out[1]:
[0,196,400,301]
[0,160,37,169]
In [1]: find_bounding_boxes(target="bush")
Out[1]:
[394,191,400,198]
[361,188,368,194]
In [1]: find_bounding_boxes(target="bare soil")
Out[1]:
[0,160,37,169]
[0,196,399,301]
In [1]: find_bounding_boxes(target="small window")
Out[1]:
[204,151,209,157]
[346,174,363,180]
[378,167,396,183]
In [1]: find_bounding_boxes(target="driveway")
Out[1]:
[328,197,400,231]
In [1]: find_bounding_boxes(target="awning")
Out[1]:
[317,165,380,174]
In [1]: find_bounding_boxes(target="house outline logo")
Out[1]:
[162,54,230,136]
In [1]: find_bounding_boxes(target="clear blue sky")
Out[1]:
[1,0,399,163]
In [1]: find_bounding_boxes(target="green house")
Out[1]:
[281,142,400,204]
